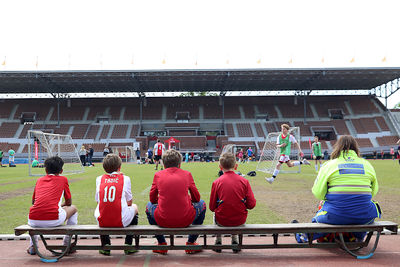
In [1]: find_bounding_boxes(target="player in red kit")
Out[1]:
[27,156,78,255]
[146,149,206,255]
[94,154,139,256]
[210,152,256,253]
[153,139,165,170]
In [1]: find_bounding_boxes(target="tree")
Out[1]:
[394,102,400,109]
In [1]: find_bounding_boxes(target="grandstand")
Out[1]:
[0,69,399,161]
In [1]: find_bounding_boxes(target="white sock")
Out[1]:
[293,161,301,166]
[67,212,78,225]
[273,169,279,177]
[315,165,318,171]
[29,235,39,247]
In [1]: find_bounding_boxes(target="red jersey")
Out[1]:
[97,173,124,227]
[29,174,71,220]
[209,171,256,226]
[154,142,165,156]
[149,167,200,228]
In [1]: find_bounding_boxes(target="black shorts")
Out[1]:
[315,156,322,160]
[154,155,162,161]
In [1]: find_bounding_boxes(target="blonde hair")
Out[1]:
[103,154,122,173]
[331,135,360,159]
[281,124,290,131]
[219,152,236,170]
[162,149,182,168]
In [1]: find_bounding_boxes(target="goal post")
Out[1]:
[256,127,301,174]
[27,130,84,176]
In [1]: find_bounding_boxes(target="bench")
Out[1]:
[14,221,398,262]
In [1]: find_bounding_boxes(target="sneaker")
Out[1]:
[302,159,310,165]
[231,240,241,253]
[124,248,138,255]
[265,177,274,184]
[153,242,168,255]
[185,242,202,254]
[295,233,309,243]
[212,240,222,253]
[99,249,111,256]
[27,246,36,255]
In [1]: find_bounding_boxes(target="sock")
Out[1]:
[215,234,222,243]
[315,165,318,171]
[272,169,279,178]
[231,235,238,244]
[29,235,39,247]
[293,161,301,166]
[67,212,78,225]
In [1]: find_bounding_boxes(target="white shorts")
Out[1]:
[9,156,14,162]
[28,207,67,227]
[278,155,290,163]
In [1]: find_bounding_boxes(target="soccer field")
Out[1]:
[0,160,399,234]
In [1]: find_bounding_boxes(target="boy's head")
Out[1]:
[45,156,64,175]
[281,124,289,134]
[219,152,237,171]
[103,154,122,173]
[157,139,161,143]
[162,149,182,168]
[314,135,319,142]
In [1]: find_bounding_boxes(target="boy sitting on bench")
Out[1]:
[27,156,78,255]
[94,154,139,256]
[209,152,256,253]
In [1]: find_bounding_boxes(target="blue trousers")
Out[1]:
[146,200,206,243]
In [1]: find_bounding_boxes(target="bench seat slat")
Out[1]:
[14,221,398,236]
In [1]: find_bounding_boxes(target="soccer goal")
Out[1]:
[256,127,301,174]
[27,130,84,176]
[112,146,135,163]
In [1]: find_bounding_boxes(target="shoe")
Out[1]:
[265,177,274,184]
[295,233,309,243]
[231,240,241,253]
[185,242,202,254]
[213,240,222,253]
[124,243,138,255]
[27,246,36,255]
[302,159,310,165]
[99,249,111,256]
[153,242,168,255]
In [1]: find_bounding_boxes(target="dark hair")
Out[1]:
[162,149,182,168]
[157,139,161,143]
[103,154,122,173]
[331,135,360,159]
[45,156,64,175]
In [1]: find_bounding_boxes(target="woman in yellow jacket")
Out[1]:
[296,135,381,243]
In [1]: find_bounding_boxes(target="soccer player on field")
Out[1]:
[94,154,139,256]
[153,139,165,170]
[209,152,256,253]
[8,147,15,165]
[266,124,310,184]
[27,156,78,255]
[312,136,323,172]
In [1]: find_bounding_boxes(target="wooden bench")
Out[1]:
[14,221,398,262]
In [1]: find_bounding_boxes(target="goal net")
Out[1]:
[256,127,301,174]
[112,146,135,163]
[27,130,84,176]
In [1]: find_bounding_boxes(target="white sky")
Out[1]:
[1,0,400,107]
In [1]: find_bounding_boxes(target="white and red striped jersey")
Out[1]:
[153,142,165,156]
[94,172,135,227]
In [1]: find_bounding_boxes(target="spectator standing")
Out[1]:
[103,147,109,157]
[88,145,94,166]
[147,148,153,164]
[0,148,3,167]
[79,145,86,166]
[153,139,165,170]
[380,149,384,160]
[390,147,395,160]
[146,149,206,255]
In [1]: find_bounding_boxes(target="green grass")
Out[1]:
[0,160,399,234]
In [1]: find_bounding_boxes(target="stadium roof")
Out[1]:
[1,68,400,94]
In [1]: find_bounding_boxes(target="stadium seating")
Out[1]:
[0,95,398,157]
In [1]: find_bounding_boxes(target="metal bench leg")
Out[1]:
[338,231,380,259]
[32,234,73,263]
